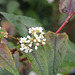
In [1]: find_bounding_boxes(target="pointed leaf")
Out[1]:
[0,12,42,37]
[0,41,19,75]
[26,31,68,75]
[59,0,75,15]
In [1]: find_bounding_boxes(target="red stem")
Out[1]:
[11,48,17,54]
[8,35,19,42]
[56,12,75,34]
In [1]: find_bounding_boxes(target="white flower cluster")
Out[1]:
[19,27,46,53]
[0,27,1,29]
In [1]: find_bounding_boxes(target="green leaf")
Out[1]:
[13,51,19,71]
[25,31,68,75]
[0,0,5,4]
[0,67,13,75]
[61,40,75,66]
[0,41,19,75]
[0,12,42,37]
[8,41,15,49]
[0,29,7,39]
[7,1,19,13]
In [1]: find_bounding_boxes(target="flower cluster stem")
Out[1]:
[56,12,75,34]
[8,35,19,42]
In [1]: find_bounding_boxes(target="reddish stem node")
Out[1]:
[11,48,17,54]
[56,12,75,34]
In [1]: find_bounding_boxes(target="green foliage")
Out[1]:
[0,0,75,75]
[0,67,13,75]
[25,31,68,75]
[0,12,42,37]
[0,11,75,75]
[0,0,5,4]
[61,40,75,66]
[0,29,7,39]
[7,1,19,13]
[0,41,19,75]
[13,51,19,71]
[8,42,15,49]
[59,40,75,75]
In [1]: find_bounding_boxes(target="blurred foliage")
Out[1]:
[0,0,75,75]
[0,0,60,31]
[0,0,75,43]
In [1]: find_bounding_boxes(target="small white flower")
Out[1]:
[29,28,31,31]
[36,27,43,32]
[27,35,31,39]
[28,43,32,47]
[29,49,33,53]
[28,71,37,75]
[41,32,45,34]
[29,28,32,33]
[0,27,1,29]
[26,40,30,43]
[43,39,46,41]
[24,46,28,49]
[25,49,28,53]
[39,27,43,32]
[38,39,41,42]
[19,37,27,43]
[21,44,25,48]
[34,33,38,37]
[39,34,44,39]
[20,44,27,51]
[57,73,62,75]
[35,46,38,50]
[47,0,55,4]
[36,43,39,46]
[42,42,46,45]
[32,27,35,30]
[33,39,36,42]
[20,48,24,51]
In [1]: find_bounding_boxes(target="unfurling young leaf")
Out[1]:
[0,41,19,75]
[25,31,68,75]
[59,0,75,15]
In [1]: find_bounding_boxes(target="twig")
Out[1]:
[56,12,75,34]
[8,35,19,42]
[11,48,17,54]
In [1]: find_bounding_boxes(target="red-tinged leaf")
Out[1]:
[0,41,19,75]
[59,0,75,15]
